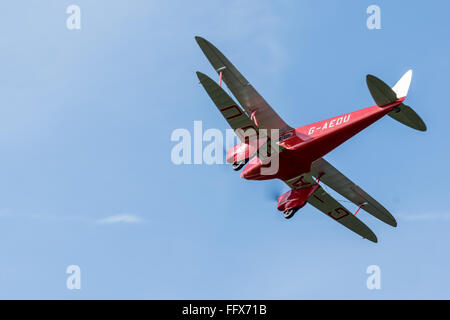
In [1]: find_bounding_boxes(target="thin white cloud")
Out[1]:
[398,213,450,222]
[96,214,142,225]
[0,211,145,225]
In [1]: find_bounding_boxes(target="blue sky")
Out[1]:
[0,0,448,299]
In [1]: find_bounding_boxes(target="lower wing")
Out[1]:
[310,158,397,227]
[284,173,377,242]
[307,185,378,243]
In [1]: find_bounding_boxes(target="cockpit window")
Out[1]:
[280,132,293,141]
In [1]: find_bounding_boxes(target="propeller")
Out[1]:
[265,182,285,203]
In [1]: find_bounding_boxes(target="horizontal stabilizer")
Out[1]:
[388,103,427,131]
[366,74,398,106]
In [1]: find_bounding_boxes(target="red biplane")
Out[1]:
[195,36,426,242]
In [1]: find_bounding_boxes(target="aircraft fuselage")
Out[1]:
[240,99,404,182]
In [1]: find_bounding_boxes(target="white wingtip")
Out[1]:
[392,69,412,99]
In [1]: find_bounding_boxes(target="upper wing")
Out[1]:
[307,186,378,243]
[196,71,257,142]
[310,158,397,227]
[195,36,292,132]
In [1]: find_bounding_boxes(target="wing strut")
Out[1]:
[353,202,368,216]
[250,111,259,127]
[218,66,225,87]
[219,72,223,86]
[315,175,367,216]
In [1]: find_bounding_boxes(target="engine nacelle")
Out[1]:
[277,184,319,212]
[225,137,267,164]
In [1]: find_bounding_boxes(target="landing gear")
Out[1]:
[283,207,299,219]
[232,159,248,171]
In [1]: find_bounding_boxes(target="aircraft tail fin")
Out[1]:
[366,70,427,131]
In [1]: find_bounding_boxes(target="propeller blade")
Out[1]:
[265,183,284,202]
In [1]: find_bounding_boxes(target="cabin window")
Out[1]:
[280,132,293,141]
